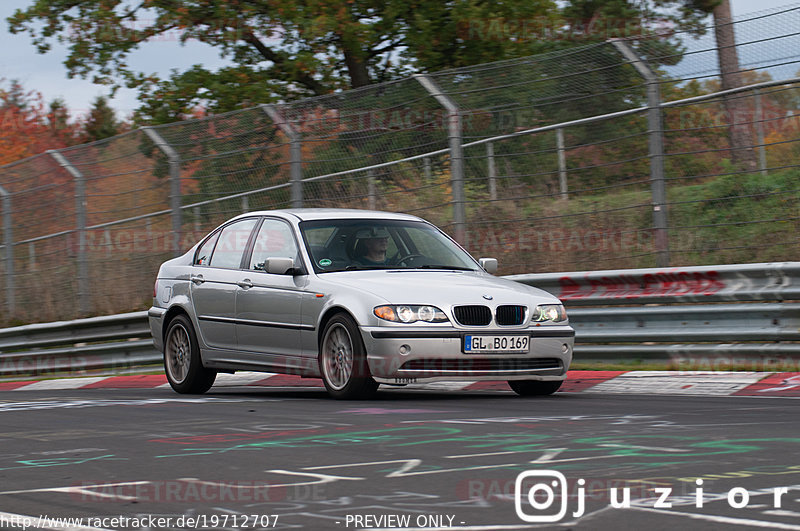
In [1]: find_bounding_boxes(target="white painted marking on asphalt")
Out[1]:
[588,371,765,396]
[406,381,474,391]
[212,371,277,386]
[616,371,774,385]
[0,397,265,412]
[0,480,149,500]
[598,443,691,453]
[445,451,522,459]
[15,377,107,391]
[630,506,800,529]
[151,372,279,390]
[765,510,800,517]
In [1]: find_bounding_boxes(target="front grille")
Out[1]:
[496,305,526,326]
[400,358,563,374]
[453,305,491,326]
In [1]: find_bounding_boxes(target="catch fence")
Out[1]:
[2,4,800,323]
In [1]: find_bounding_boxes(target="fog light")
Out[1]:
[399,344,411,355]
[562,343,570,354]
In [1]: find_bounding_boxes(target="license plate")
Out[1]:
[464,335,529,353]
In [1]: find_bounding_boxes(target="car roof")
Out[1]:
[231,208,425,223]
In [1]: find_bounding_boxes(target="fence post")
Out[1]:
[367,169,377,210]
[556,128,568,200]
[0,185,14,316]
[142,127,182,254]
[414,74,466,244]
[754,89,768,176]
[262,105,303,208]
[48,150,91,316]
[145,218,153,250]
[610,39,670,267]
[487,142,497,201]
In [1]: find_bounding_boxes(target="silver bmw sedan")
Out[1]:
[148,209,574,399]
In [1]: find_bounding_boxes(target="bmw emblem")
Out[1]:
[483,294,493,300]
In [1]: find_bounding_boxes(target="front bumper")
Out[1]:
[362,325,574,383]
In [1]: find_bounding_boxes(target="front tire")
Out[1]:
[508,380,562,396]
[319,314,378,399]
[164,314,217,394]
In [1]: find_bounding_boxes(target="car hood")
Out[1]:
[319,270,559,305]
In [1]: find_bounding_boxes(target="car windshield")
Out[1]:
[299,219,480,273]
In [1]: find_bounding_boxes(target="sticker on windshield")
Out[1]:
[319,259,332,267]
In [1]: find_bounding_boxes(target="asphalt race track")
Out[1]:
[1,383,800,530]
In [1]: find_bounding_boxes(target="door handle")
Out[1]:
[190,274,205,285]
[237,279,253,289]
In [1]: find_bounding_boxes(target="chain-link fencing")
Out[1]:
[1,4,800,324]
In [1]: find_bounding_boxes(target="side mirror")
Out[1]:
[479,258,498,274]
[265,257,297,275]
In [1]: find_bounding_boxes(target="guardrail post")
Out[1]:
[48,150,91,316]
[142,127,182,254]
[0,186,14,316]
[415,74,466,244]
[556,128,568,200]
[754,89,768,176]
[487,142,497,201]
[262,105,303,208]
[610,39,670,267]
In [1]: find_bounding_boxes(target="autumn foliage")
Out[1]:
[0,80,80,166]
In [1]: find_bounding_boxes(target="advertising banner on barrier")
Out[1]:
[507,263,800,305]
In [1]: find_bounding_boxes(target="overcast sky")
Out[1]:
[0,0,795,120]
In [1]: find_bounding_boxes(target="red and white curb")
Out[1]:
[1,370,800,397]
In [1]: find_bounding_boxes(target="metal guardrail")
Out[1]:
[509,262,800,364]
[1,262,799,377]
[0,311,160,376]
[507,262,800,304]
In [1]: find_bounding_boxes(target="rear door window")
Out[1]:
[208,218,258,269]
[195,231,220,266]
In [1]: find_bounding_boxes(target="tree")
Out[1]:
[83,95,120,142]
[9,0,718,124]
[48,98,69,133]
[0,80,79,166]
[1,79,29,110]
[711,0,757,170]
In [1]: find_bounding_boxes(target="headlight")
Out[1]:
[374,305,449,323]
[533,304,567,322]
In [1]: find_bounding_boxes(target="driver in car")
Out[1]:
[354,227,390,265]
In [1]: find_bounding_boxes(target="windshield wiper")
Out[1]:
[417,265,476,271]
[344,265,395,271]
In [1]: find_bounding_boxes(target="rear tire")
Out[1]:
[508,380,562,396]
[164,314,217,394]
[319,314,378,399]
